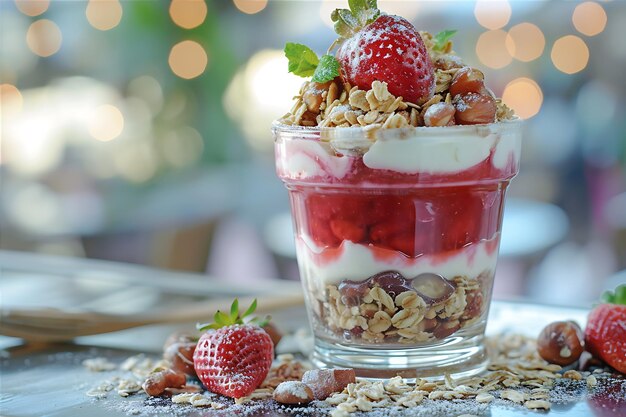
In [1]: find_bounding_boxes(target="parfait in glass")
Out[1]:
[274,1,521,378]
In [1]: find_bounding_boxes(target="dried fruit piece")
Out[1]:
[536,321,584,366]
[433,320,461,339]
[411,273,455,303]
[453,92,496,125]
[369,271,413,299]
[338,280,369,306]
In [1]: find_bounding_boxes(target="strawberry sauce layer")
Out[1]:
[290,184,505,256]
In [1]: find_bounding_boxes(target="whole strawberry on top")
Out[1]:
[193,299,274,399]
[585,285,626,374]
[333,1,435,105]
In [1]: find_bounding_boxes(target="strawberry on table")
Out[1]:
[193,299,274,399]
[585,285,626,374]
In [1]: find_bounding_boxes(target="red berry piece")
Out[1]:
[330,218,366,242]
[585,285,626,374]
[337,14,435,104]
[308,217,341,247]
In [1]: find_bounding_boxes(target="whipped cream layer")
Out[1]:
[296,237,499,291]
[275,122,522,180]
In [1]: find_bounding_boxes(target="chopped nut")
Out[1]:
[500,389,526,404]
[524,399,551,410]
[475,392,495,403]
[273,381,314,405]
[142,369,186,397]
[302,368,356,400]
[82,357,117,372]
[586,375,598,387]
[563,370,583,380]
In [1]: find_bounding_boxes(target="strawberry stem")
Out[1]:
[197,298,267,331]
[331,0,380,41]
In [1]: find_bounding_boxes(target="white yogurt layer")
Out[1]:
[281,138,352,180]
[296,238,499,291]
[277,123,521,179]
[363,133,497,173]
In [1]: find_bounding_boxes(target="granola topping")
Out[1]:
[280,30,515,129]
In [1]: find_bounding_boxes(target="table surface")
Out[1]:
[1,251,624,417]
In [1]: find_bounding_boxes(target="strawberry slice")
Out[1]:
[585,285,626,374]
[193,299,274,399]
[334,1,435,104]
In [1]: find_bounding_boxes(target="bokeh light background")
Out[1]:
[1,0,625,305]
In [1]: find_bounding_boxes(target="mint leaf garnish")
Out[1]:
[285,42,319,77]
[312,54,340,83]
[601,284,626,305]
[433,29,457,52]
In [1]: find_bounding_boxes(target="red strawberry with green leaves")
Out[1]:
[333,0,435,104]
[284,1,448,105]
[585,285,626,374]
[193,299,274,399]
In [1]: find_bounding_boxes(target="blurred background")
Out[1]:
[1,0,625,307]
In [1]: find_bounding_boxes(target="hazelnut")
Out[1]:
[273,381,314,405]
[142,368,187,397]
[453,92,496,125]
[303,81,332,114]
[423,102,456,127]
[302,368,356,400]
[163,332,197,376]
[262,322,283,348]
[449,67,486,97]
[537,321,584,366]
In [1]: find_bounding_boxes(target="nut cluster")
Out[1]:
[319,275,485,344]
[280,31,515,129]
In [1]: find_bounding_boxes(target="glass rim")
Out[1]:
[272,117,522,142]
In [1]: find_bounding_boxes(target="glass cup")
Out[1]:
[273,121,522,379]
